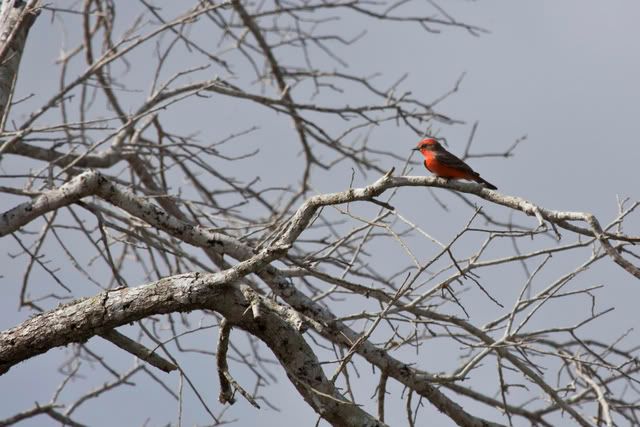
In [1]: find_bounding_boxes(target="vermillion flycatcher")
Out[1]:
[413,138,497,190]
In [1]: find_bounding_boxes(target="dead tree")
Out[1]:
[1,2,638,426]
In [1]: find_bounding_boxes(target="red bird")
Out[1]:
[413,138,497,190]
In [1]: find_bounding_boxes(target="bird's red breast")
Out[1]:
[422,151,473,179]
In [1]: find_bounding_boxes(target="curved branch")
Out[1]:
[0,272,386,427]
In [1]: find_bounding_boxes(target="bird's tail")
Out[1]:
[475,176,497,190]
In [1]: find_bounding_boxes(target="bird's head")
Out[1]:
[413,138,441,153]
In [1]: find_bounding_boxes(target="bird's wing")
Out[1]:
[435,150,478,176]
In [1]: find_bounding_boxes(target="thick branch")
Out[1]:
[0,272,386,427]
[0,0,40,122]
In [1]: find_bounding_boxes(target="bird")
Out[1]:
[413,138,498,190]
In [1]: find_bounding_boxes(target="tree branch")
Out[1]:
[0,271,386,426]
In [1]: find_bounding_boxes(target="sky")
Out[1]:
[1,1,640,426]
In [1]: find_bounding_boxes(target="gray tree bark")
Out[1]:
[0,0,39,125]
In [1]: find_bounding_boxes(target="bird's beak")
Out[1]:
[411,147,420,151]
